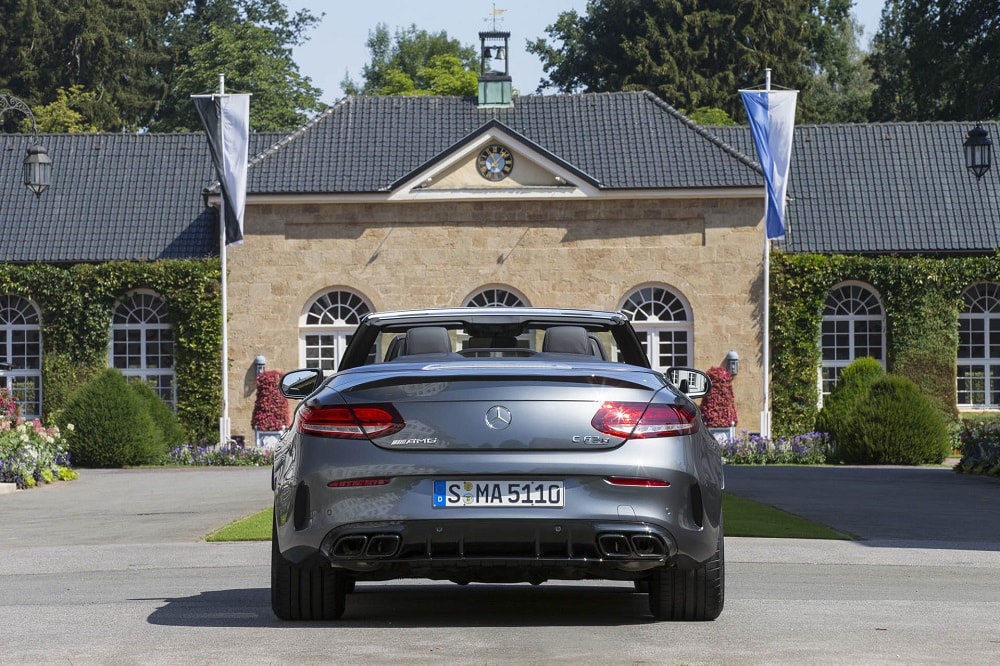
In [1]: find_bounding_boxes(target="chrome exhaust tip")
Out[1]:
[365,534,401,558]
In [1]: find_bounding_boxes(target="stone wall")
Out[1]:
[226,196,765,436]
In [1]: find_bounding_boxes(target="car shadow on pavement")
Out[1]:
[147,584,656,628]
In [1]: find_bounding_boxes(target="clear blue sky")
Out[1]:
[284,1,886,105]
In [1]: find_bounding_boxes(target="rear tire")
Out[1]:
[648,527,724,621]
[271,521,348,620]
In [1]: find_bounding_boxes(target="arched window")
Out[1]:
[464,287,527,308]
[301,289,372,370]
[820,282,885,396]
[0,295,43,420]
[620,286,692,372]
[958,282,1000,408]
[110,291,175,406]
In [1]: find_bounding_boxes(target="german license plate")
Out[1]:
[433,480,564,508]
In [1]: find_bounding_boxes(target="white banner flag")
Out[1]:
[740,89,798,240]
[193,93,251,245]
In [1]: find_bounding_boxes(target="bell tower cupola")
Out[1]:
[478,30,512,108]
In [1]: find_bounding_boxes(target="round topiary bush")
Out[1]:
[130,381,186,449]
[700,366,737,428]
[58,369,166,468]
[816,356,885,456]
[837,374,952,465]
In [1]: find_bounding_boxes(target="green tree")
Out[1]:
[342,23,478,96]
[157,22,324,131]
[804,2,874,122]
[0,1,325,132]
[0,0,178,130]
[527,0,868,123]
[154,0,324,131]
[28,86,101,133]
[869,0,1000,121]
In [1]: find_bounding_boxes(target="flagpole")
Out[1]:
[761,68,772,439]
[218,73,231,447]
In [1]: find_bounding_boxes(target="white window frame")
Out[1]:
[620,285,693,373]
[958,282,1000,409]
[109,290,176,407]
[300,289,373,371]
[464,286,528,308]
[0,295,43,420]
[819,282,885,400]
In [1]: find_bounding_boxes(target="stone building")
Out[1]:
[225,88,767,435]
[5,40,999,440]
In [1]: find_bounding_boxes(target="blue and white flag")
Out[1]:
[740,89,798,240]
[193,93,250,245]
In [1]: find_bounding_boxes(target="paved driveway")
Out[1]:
[2,463,997,549]
[724,463,1000,549]
[0,467,272,548]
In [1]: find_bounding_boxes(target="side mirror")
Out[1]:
[280,368,324,399]
[665,367,712,399]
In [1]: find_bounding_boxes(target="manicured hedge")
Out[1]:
[770,253,1000,436]
[0,260,221,443]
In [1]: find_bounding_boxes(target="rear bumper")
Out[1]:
[276,516,722,584]
[316,519,684,583]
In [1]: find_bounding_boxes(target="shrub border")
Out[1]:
[0,260,221,442]
[770,253,1000,436]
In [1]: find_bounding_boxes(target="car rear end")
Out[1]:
[273,361,722,591]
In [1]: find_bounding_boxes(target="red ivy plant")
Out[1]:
[251,370,290,431]
[700,366,738,428]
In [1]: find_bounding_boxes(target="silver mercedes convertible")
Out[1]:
[271,308,724,621]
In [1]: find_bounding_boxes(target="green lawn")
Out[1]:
[206,493,848,542]
[722,493,848,539]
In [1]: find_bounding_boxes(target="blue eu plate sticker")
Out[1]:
[433,480,446,506]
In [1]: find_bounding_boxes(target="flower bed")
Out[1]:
[0,418,78,489]
[955,419,1000,476]
[721,431,831,465]
[168,442,274,467]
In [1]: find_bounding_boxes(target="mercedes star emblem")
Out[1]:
[485,405,512,430]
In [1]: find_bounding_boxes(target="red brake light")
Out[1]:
[591,401,698,439]
[298,403,404,439]
[328,478,392,488]
[605,476,670,487]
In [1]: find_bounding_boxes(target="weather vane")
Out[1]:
[484,3,507,30]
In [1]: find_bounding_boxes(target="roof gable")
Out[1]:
[245,92,762,195]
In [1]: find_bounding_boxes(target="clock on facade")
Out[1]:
[476,143,514,182]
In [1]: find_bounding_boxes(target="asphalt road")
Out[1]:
[0,465,998,665]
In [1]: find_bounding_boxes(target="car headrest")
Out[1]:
[403,327,452,355]
[542,326,591,355]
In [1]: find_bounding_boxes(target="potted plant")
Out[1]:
[701,366,737,443]
[251,370,289,448]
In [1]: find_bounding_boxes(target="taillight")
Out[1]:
[328,478,391,488]
[605,476,670,487]
[591,401,698,439]
[297,403,404,439]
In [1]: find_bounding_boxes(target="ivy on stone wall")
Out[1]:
[0,260,221,442]
[770,253,1000,437]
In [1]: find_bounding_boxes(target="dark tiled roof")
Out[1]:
[0,131,282,264]
[715,122,1000,254]
[5,92,1000,263]
[245,92,762,193]
[1,133,215,263]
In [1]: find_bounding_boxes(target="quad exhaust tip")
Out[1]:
[330,533,401,559]
[597,532,666,559]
